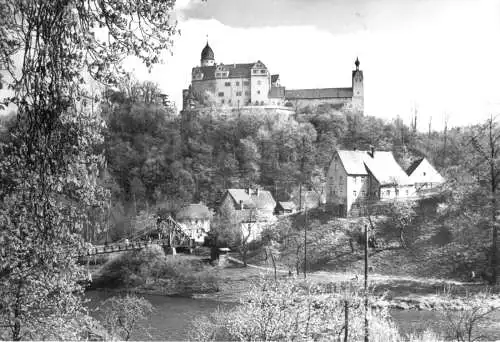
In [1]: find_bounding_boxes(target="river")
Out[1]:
[86,291,500,341]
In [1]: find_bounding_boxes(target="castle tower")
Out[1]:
[200,42,215,67]
[352,57,364,113]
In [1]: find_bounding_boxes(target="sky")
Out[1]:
[2,0,499,131]
[123,0,500,131]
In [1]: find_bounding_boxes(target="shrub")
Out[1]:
[189,277,401,341]
[101,294,153,341]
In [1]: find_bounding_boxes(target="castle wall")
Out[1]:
[288,97,352,111]
[250,73,270,105]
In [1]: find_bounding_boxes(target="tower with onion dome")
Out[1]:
[200,41,215,67]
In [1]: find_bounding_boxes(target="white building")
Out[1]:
[176,203,212,243]
[220,188,276,242]
[326,148,422,216]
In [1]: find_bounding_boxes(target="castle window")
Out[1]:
[253,70,258,74]
[236,91,242,96]
[225,82,231,87]
[260,101,264,105]
[255,101,259,105]
[257,80,262,85]
[353,190,357,197]
[395,188,399,196]
[406,189,409,196]
[361,190,366,197]
[218,92,224,97]
[245,91,250,96]
[236,81,240,86]
[228,99,232,104]
[261,70,266,74]
[257,90,261,94]
[386,190,390,197]
[244,81,250,86]
[216,72,221,77]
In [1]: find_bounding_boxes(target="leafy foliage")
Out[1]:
[189,277,400,341]
[101,294,153,341]
[0,0,178,339]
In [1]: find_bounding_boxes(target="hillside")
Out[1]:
[262,205,489,282]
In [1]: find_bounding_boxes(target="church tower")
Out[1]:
[200,42,215,67]
[351,57,364,113]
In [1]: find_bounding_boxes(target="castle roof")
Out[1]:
[336,150,412,186]
[201,43,214,60]
[285,87,353,100]
[193,63,262,80]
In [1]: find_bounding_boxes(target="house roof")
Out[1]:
[278,201,296,211]
[269,86,285,98]
[336,150,412,186]
[407,158,445,184]
[176,203,212,220]
[227,188,276,209]
[285,87,353,100]
[406,158,424,176]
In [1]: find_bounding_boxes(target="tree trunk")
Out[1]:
[399,228,407,249]
[364,224,369,342]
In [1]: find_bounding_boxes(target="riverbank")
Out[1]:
[194,256,500,312]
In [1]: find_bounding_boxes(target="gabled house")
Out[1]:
[406,158,445,191]
[176,203,213,243]
[275,201,297,215]
[220,188,277,241]
[326,148,416,216]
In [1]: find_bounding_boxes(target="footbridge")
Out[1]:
[81,215,193,257]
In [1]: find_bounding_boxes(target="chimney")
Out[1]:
[370,145,375,158]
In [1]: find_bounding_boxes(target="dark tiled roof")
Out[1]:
[176,204,212,220]
[201,43,214,60]
[285,88,353,99]
[406,158,424,176]
[271,74,279,83]
[269,86,285,98]
[192,62,268,81]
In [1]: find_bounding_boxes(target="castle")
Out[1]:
[182,42,364,114]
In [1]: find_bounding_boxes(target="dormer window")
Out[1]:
[253,70,258,74]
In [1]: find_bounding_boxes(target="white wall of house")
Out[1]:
[179,219,210,243]
[326,154,348,210]
[346,175,370,212]
[379,184,417,200]
[409,159,445,190]
[240,221,264,243]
